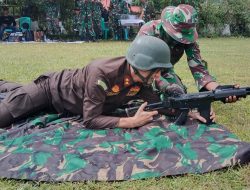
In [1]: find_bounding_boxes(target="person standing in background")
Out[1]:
[109,0,129,40]
[78,0,96,41]
[42,0,61,37]
[0,7,17,40]
[92,0,103,40]
[139,0,155,23]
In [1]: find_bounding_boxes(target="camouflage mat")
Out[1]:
[0,96,250,182]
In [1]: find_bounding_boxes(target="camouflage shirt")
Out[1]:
[110,0,129,15]
[137,20,216,90]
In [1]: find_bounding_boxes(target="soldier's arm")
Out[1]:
[185,42,217,91]
[83,76,157,129]
[83,77,120,129]
[118,102,158,128]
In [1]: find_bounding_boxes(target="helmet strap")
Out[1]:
[132,66,155,86]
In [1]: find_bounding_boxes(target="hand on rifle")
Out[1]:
[224,84,240,103]
[188,107,216,123]
[207,82,240,103]
[132,102,159,127]
[117,102,158,128]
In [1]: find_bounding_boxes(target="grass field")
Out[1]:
[0,38,249,190]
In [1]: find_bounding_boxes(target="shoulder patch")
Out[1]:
[97,80,108,91]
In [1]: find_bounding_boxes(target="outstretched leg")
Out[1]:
[0,82,50,128]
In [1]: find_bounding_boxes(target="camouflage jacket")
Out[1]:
[43,0,60,19]
[137,20,216,90]
[140,1,155,22]
[110,0,129,15]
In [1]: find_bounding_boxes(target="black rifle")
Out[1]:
[122,85,250,125]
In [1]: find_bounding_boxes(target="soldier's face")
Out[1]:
[148,69,161,84]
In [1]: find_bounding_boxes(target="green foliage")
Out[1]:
[224,0,250,35]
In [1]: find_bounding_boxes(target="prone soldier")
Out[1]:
[0,36,213,129]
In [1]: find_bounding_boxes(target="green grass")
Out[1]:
[0,38,250,190]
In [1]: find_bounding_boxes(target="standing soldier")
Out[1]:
[79,0,96,41]
[137,4,216,92]
[109,0,129,40]
[92,0,103,40]
[43,0,61,36]
[73,7,81,40]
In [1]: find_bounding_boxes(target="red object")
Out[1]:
[101,0,110,10]
[130,6,142,13]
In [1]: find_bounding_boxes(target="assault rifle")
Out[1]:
[121,85,250,125]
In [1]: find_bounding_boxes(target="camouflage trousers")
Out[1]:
[0,80,51,128]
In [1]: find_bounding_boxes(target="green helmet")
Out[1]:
[126,35,172,71]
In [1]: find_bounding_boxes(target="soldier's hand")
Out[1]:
[132,102,158,127]
[188,109,206,123]
[225,84,240,103]
[188,107,216,123]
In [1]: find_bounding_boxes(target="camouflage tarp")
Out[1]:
[0,96,249,182]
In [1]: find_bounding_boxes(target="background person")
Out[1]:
[0,6,17,40]
[139,0,155,23]
[42,0,61,38]
[22,1,44,41]
[78,0,96,42]
[109,0,129,40]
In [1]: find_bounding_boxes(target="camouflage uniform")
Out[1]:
[92,0,103,40]
[140,0,155,22]
[79,0,96,41]
[169,0,200,10]
[43,0,61,36]
[109,0,129,40]
[73,9,81,34]
[138,5,215,91]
